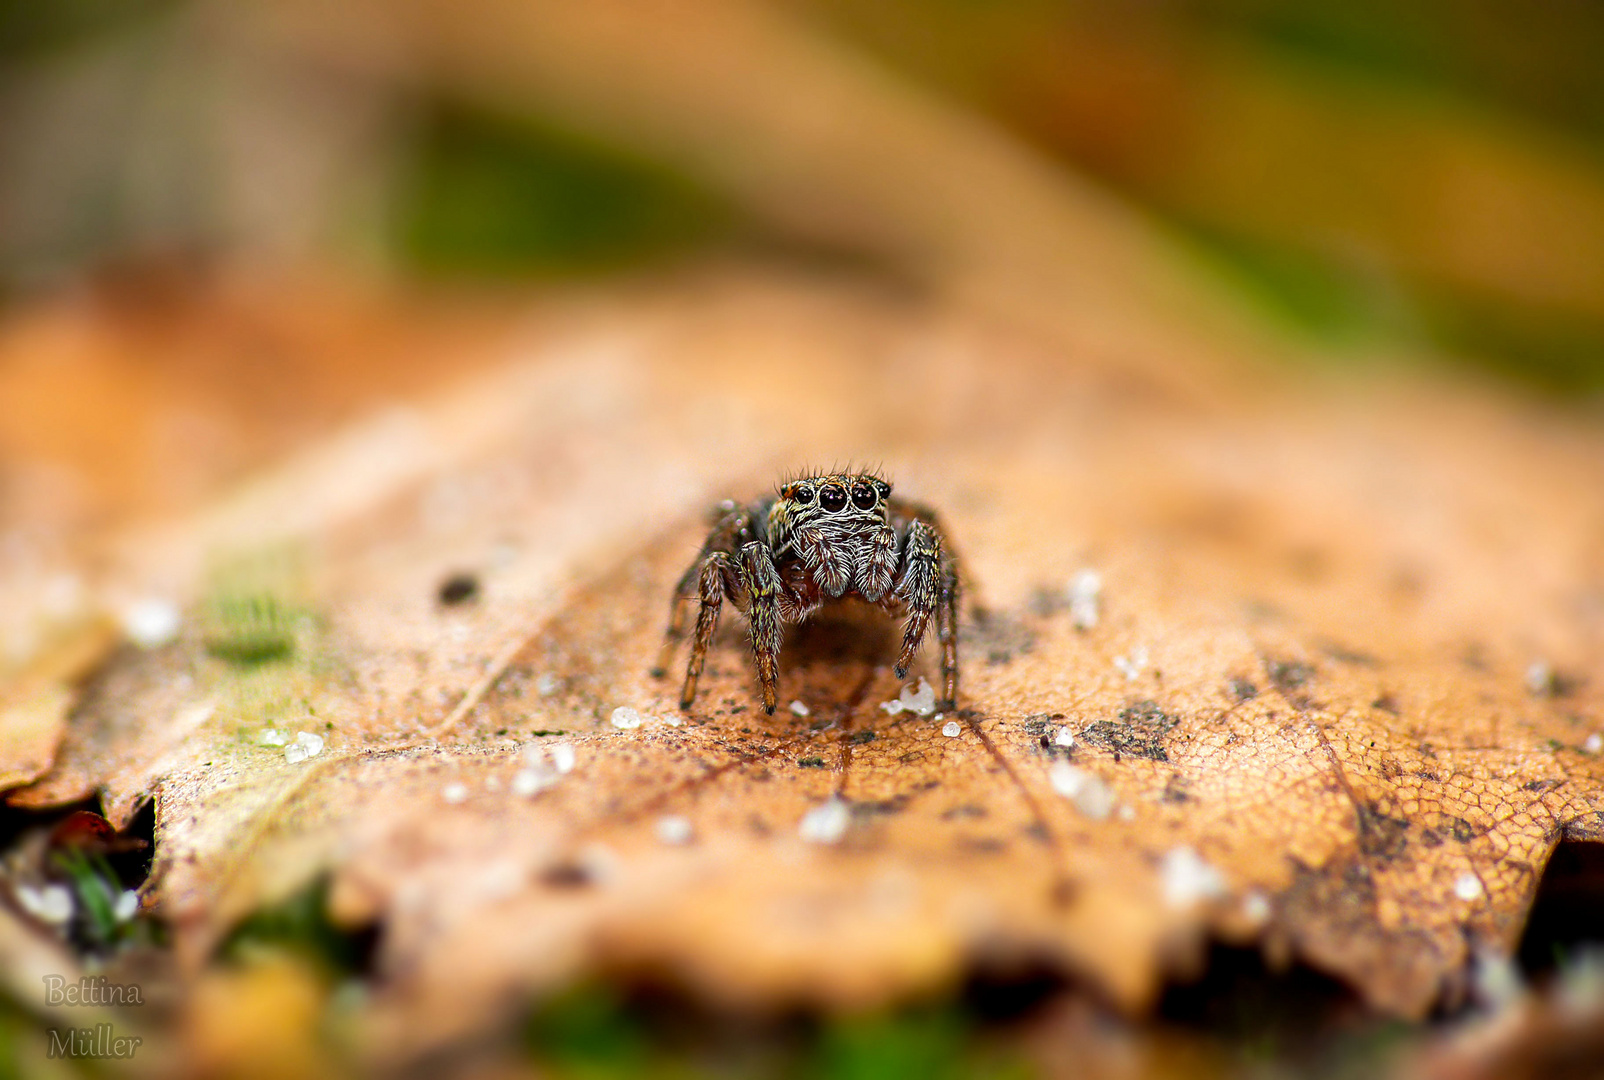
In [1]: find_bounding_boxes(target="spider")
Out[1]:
[654,471,959,715]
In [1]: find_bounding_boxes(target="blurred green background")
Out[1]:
[2,0,1602,394]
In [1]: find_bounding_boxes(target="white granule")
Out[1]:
[1455,872,1484,901]
[121,598,181,649]
[1161,846,1228,909]
[1118,804,1136,822]
[284,731,324,764]
[441,782,468,805]
[942,720,961,738]
[1048,762,1115,820]
[1585,733,1603,755]
[511,768,556,798]
[549,742,577,774]
[513,741,571,797]
[1053,726,1075,748]
[114,890,140,923]
[655,815,694,845]
[1068,569,1102,630]
[259,729,288,747]
[880,678,938,718]
[1241,891,1271,926]
[16,883,73,925]
[535,673,560,697]
[1114,646,1148,682]
[610,706,642,729]
[1525,661,1554,695]
[799,798,852,844]
[664,714,683,727]
[789,700,810,717]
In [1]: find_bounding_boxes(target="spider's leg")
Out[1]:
[935,553,959,708]
[681,552,741,710]
[652,561,702,677]
[892,519,941,680]
[741,541,783,715]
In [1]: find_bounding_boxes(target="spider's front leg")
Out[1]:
[740,540,784,715]
[678,551,743,710]
[657,502,755,684]
[893,517,959,708]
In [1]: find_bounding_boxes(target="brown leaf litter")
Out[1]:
[3,276,1603,1064]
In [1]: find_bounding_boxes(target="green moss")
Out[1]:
[394,105,735,277]
[218,877,375,979]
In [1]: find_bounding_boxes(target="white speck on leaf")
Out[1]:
[121,598,181,648]
[284,731,324,764]
[442,782,468,804]
[1455,872,1484,901]
[1053,726,1075,748]
[883,678,937,717]
[1048,762,1115,820]
[1068,569,1102,630]
[941,720,961,738]
[1585,733,1602,755]
[789,700,810,717]
[799,798,852,844]
[549,742,577,774]
[1525,661,1554,695]
[1114,646,1148,682]
[655,816,694,845]
[259,729,288,747]
[535,673,560,697]
[611,706,642,729]
[511,768,555,798]
[1161,846,1228,909]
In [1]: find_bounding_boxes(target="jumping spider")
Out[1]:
[655,471,959,715]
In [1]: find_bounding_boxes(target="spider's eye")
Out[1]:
[792,485,814,505]
[875,481,892,499]
[851,482,877,510]
[818,484,847,512]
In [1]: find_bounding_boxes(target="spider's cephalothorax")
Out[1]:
[654,472,959,715]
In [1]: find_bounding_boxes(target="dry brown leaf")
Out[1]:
[10,275,1602,1066]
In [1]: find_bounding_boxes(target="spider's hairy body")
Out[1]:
[655,471,959,715]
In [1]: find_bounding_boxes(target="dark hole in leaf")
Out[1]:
[1518,840,1604,981]
[1158,943,1397,1066]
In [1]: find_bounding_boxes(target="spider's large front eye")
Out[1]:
[850,482,877,510]
[818,484,847,512]
[792,485,814,505]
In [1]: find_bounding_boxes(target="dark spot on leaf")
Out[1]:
[850,731,876,745]
[540,863,593,889]
[1266,659,1315,693]
[1228,678,1258,701]
[437,572,479,605]
[798,757,827,769]
[1356,803,1410,860]
[1079,700,1178,762]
